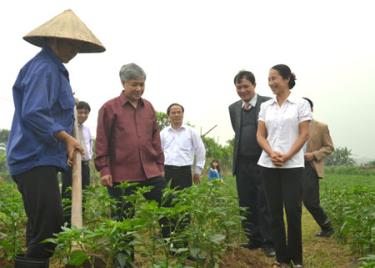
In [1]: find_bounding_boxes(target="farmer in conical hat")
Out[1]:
[6,9,105,266]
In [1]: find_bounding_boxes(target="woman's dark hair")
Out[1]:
[303,97,314,110]
[77,101,91,112]
[210,160,221,173]
[233,70,256,86]
[166,103,184,115]
[271,64,296,89]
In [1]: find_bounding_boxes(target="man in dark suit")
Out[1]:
[303,98,334,237]
[229,70,274,257]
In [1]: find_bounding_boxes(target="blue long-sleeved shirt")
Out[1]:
[7,47,75,176]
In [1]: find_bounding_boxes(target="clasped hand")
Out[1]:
[270,151,289,167]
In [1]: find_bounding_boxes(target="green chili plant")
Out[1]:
[321,176,375,257]
[137,185,194,267]
[181,180,243,267]
[47,217,141,268]
[83,185,114,227]
[0,180,26,261]
[359,254,375,268]
[46,226,94,267]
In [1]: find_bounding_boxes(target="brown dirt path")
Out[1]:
[220,208,357,268]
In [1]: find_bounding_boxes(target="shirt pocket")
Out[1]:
[179,137,193,152]
[59,92,75,110]
[58,81,75,110]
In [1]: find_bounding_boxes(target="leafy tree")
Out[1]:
[364,160,375,167]
[156,112,169,130]
[325,146,356,166]
[0,151,10,180]
[202,137,233,175]
[0,129,9,144]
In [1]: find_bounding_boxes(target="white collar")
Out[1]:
[242,94,258,107]
[167,124,187,132]
[270,91,298,105]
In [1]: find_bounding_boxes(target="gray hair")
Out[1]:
[119,63,146,82]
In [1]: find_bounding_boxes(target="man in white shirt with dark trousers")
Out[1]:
[160,103,206,253]
[160,103,206,188]
[62,101,93,226]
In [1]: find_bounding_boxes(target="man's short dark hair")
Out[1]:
[77,101,91,112]
[166,103,184,115]
[233,70,256,85]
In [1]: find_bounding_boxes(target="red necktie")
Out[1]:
[243,102,251,111]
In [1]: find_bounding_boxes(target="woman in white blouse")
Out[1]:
[257,64,312,268]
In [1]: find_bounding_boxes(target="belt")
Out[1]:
[164,165,191,170]
[81,161,89,166]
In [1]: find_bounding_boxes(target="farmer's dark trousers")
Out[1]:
[12,166,64,259]
[236,157,273,247]
[262,167,303,265]
[61,161,90,226]
[302,163,331,230]
[162,165,192,241]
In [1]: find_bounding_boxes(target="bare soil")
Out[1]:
[220,247,271,268]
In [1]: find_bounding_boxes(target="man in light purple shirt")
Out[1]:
[95,65,164,183]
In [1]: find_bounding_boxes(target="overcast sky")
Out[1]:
[1,0,374,160]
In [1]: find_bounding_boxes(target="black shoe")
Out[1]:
[271,261,290,268]
[14,255,49,268]
[262,247,276,257]
[187,254,197,261]
[315,228,334,237]
[187,254,206,261]
[241,241,262,250]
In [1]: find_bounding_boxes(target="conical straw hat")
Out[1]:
[23,9,105,53]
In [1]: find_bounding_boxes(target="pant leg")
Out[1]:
[282,168,303,265]
[257,173,274,248]
[262,168,289,264]
[62,163,90,226]
[235,158,262,245]
[108,178,165,267]
[13,166,64,259]
[162,168,175,238]
[61,167,72,226]
[107,178,165,229]
[107,182,136,221]
[302,164,330,229]
[61,167,72,200]
[82,163,90,189]
[165,166,192,190]
[163,167,191,244]
[143,176,166,204]
[164,166,191,209]
[107,182,139,267]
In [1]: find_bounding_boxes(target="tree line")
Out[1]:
[0,119,372,180]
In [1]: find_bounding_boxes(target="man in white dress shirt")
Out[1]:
[62,101,93,226]
[160,103,206,188]
[160,103,206,250]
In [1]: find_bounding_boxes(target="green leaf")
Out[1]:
[209,234,226,244]
[68,250,88,266]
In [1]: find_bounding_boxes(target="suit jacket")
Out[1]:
[306,120,334,178]
[229,94,270,175]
